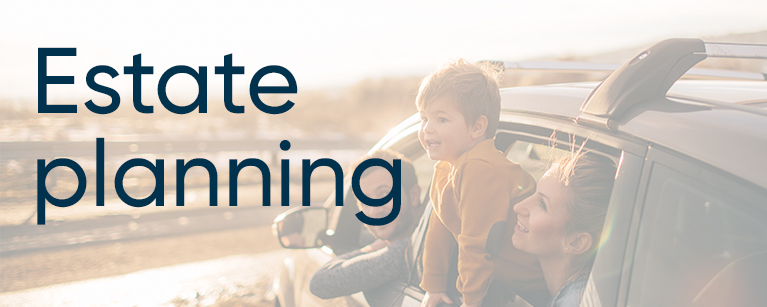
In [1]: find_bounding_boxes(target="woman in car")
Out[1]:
[511,151,616,307]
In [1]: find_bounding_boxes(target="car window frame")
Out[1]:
[397,110,648,307]
[495,128,644,307]
[498,111,651,307]
[322,125,432,256]
[322,109,654,307]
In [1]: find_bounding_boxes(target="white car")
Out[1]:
[273,38,767,307]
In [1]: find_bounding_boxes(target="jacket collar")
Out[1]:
[433,138,496,173]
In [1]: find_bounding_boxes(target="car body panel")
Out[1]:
[621,102,767,189]
[499,80,767,190]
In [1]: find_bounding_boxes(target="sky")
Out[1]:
[1,0,766,105]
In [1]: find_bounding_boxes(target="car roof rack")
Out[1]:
[574,38,767,130]
[495,61,766,81]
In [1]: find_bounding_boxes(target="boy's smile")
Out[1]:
[418,97,483,165]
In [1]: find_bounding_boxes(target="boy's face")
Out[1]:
[418,97,479,165]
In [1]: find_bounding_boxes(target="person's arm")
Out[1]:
[420,163,458,307]
[360,239,389,254]
[453,160,513,305]
[309,238,408,299]
[420,208,457,307]
[419,209,456,293]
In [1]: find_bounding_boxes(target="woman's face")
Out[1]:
[512,171,571,257]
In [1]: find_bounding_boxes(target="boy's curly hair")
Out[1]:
[415,59,503,139]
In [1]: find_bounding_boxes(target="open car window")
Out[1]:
[358,150,435,249]
[505,141,570,181]
[405,131,624,306]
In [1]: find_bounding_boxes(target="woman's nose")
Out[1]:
[514,198,530,216]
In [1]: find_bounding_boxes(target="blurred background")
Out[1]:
[1,1,766,306]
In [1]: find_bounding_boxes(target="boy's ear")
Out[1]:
[470,115,488,139]
[565,232,593,255]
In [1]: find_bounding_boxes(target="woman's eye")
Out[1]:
[538,199,547,211]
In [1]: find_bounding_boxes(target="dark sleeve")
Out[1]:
[309,238,408,299]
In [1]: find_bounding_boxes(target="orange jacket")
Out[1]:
[420,139,545,304]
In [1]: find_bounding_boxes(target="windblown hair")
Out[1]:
[415,59,503,139]
[549,150,617,270]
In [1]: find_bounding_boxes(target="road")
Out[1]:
[0,179,339,306]
[0,203,306,307]
[1,224,283,291]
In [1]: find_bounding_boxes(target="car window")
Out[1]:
[325,180,370,255]
[627,163,767,307]
[412,152,437,202]
[506,141,570,181]
[358,151,435,247]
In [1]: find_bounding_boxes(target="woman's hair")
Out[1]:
[549,150,617,269]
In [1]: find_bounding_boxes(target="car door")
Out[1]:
[620,146,767,307]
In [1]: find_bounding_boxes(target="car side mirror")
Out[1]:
[272,207,328,249]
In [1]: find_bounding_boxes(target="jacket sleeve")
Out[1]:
[419,208,456,293]
[453,160,513,305]
[310,239,408,299]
